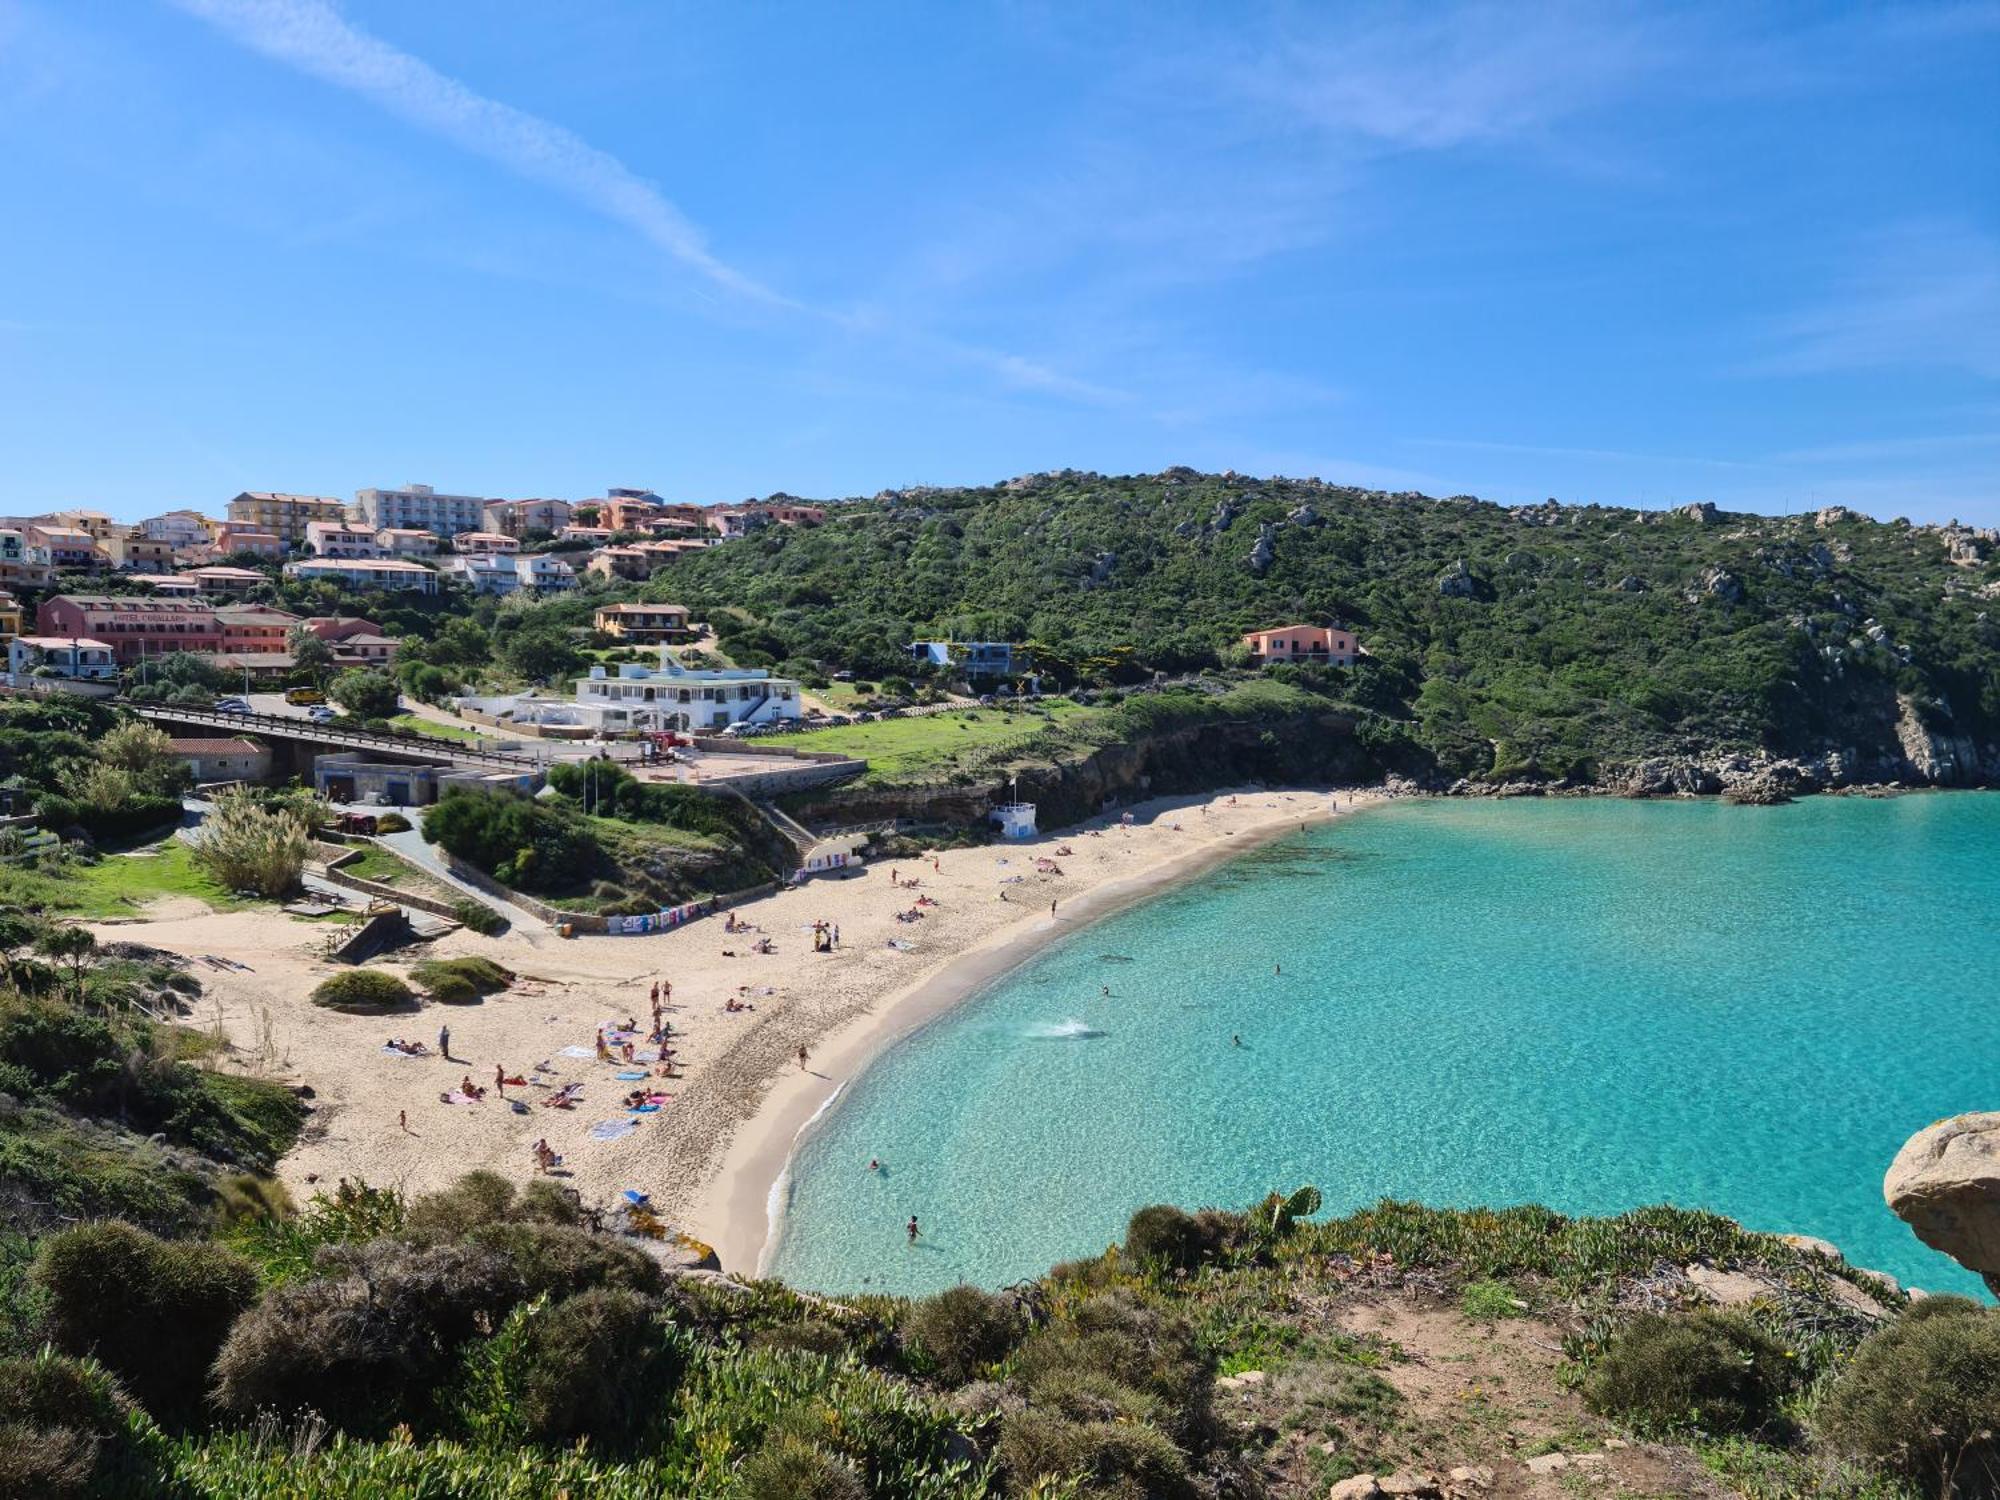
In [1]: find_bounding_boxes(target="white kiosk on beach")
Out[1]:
[992,779,1037,840]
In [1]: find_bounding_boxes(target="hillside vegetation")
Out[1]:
[658,472,2000,786]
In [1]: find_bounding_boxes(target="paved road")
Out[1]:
[377,827,551,943]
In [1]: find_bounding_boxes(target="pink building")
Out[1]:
[1241,625,1358,665]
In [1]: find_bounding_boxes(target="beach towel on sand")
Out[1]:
[559,1045,596,1059]
[615,1070,648,1081]
[589,1118,639,1141]
[441,1091,478,1105]
[627,1103,660,1114]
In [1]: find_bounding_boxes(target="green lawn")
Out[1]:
[757,702,1104,783]
[0,841,257,917]
[386,713,484,743]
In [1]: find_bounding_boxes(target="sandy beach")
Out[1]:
[92,787,1382,1274]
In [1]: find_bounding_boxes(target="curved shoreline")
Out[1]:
[689,789,1388,1277]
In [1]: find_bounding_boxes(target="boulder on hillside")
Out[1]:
[1248,524,1277,575]
[1885,1112,2000,1294]
[1437,559,1483,599]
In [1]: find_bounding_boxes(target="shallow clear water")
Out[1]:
[769,795,2000,1297]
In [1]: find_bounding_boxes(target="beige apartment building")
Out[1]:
[226,492,349,546]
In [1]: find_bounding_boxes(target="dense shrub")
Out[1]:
[997,1407,1192,1500]
[903,1284,1025,1384]
[374,812,411,833]
[450,898,508,935]
[422,790,603,894]
[735,1437,868,1500]
[505,1289,682,1447]
[32,1220,257,1426]
[1013,1293,1212,1445]
[410,957,512,1002]
[212,1240,525,1434]
[418,972,478,1003]
[0,1348,167,1500]
[468,1222,666,1301]
[1125,1204,1220,1273]
[404,1170,519,1240]
[1815,1302,2000,1498]
[1584,1310,1793,1436]
[310,968,414,1012]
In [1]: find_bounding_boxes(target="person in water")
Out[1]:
[907,1215,920,1244]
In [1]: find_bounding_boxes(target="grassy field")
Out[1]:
[758,701,1104,783]
[0,840,256,917]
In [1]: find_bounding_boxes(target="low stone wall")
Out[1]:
[698,759,862,798]
[317,842,507,927]
[434,850,783,938]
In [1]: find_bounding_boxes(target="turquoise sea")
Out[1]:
[769,794,2000,1298]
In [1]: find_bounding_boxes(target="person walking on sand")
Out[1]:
[1050,898,1057,918]
[907,1215,920,1244]
[797,1044,810,1071]
[494,1064,506,1097]
[399,1109,409,1133]
[438,1024,450,1060]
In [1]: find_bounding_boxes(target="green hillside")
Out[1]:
[656,473,2000,785]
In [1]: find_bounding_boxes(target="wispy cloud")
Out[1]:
[1234,2,1677,153]
[166,0,1136,407]
[1753,222,2000,380]
[168,0,786,307]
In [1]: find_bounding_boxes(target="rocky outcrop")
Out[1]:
[1678,500,1720,524]
[1685,566,1745,605]
[1248,524,1277,575]
[1893,694,1991,784]
[1885,1113,2000,1295]
[1437,560,1482,599]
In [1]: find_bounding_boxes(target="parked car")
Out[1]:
[307,705,338,723]
[285,687,326,706]
[215,697,253,715]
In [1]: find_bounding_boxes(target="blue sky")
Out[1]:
[2,2,1996,522]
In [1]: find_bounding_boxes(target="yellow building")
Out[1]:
[0,592,21,644]
[99,532,177,571]
[225,492,350,546]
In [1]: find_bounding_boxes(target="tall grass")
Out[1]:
[188,787,314,899]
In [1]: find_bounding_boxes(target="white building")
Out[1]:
[284,557,439,594]
[573,649,802,732]
[9,635,118,685]
[437,554,519,595]
[352,483,490,536]
[304,520,386,559]
[136,510,215,549]
[513,554,575,592]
